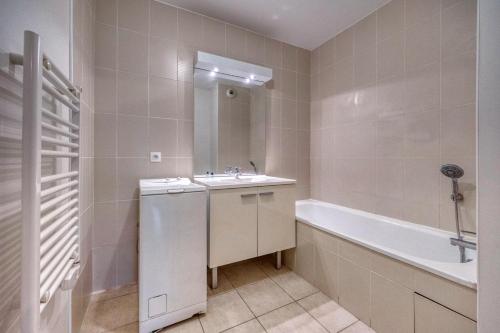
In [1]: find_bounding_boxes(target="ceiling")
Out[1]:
[161,0,390,50]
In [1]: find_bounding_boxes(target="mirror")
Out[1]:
[193,59,270,176]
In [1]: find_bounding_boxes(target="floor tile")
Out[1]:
[91,284,138,303]
[208,270,235,297]
[340,321,375,333]
[81,293,138,333]
[298,292,357,333]
[224,319,266,333]
[160,317,204,332]
[222,261,268,288]
[258,302,328,333]
[199,290,254,333]
[261,262,318,300]
[237,278,293,316]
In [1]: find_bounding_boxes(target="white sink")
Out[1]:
[194,175,295,189]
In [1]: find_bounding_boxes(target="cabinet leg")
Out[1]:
[211,267,218,289]
[276,251,282,269]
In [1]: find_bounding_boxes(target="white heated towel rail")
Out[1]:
[10,31,81,333]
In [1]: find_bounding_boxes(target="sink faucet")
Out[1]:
[224,166,242,178]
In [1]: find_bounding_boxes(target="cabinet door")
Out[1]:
[209,187,258,267]
[257,185,296,256]
[415,294,477,333]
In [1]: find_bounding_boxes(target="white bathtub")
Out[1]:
[296,199,477,289]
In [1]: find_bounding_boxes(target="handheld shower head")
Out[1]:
[440,164,464,179]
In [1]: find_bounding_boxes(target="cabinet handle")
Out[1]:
[240,193,257,198]
[259,192,274,196]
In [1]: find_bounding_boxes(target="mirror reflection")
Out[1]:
[194,68,267,175]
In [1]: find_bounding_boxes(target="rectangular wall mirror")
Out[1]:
[193,52,272,176]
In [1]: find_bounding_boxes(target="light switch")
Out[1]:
[150,152,161,163]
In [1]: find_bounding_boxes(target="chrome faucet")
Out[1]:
[224,166,242,178]
[440,164,476,263]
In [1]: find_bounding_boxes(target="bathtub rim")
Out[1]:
[295,199,477,289]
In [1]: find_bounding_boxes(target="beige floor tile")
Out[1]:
[257,302,328,333]
[104,322,138,333]
[237,278,293,316]
[81,293,138,332]
[261,262,318,301]
[91,284,138,303]
[199,290,254,333]
[298,292,357,333]
[160,317,204,332]
[224,319,266,333]
[207,270,235,297]
[222,261,268,288]
[340,321,375,333]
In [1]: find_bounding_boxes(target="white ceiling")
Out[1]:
[161,0,390,50]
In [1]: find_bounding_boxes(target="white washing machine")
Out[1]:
[139,178,207,333]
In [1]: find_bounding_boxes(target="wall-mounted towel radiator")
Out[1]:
[9,31,81,333]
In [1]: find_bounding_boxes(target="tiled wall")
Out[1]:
[310,0,477,232]
[72,0,96,330]
[93,0,311,291]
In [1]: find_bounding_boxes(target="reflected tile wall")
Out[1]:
[93,0,311,292]
[310,0,477,232]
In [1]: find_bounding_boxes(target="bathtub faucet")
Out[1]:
[440,164,476,263]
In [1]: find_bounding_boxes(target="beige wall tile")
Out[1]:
[405,13,440,71]
[97,0,117,26]
[283,44,297,71]
[377,31,404,81]
[441,104,476,158]
[149,118,177,156]
[442,0,477,59]
[117,0,148,33]
[354,13,376,54]
[149,36,177,80]
[149,76,177,118]
[441,51,476,109]
[116,158,148,200]
[405,62,440,113]
[414,270,477,320]
[94,202,118,247]
[150,0,177,39]
[117,29,147,74]
[377,0,404,42]
[376,158,404,199]
[92,245,116,291]
[95,113,116,157]
[334,28,353,63]
[201,17,226,56]
[370,253,416,290]
[297,48,311,75]
[178,81,194,120]
[404,111,440,158]
[338,258,370,324]
[227,25,246,60]
[95,68,116,114]
[265,38,283,68]
[95,158,117,203]
[405,0,441,28]
[246,32,266,65]
[95,23,116,70]
[117,71,148,116]
[377,75,406,118]
[281,99,297,130]
[370,274,414,333]
[314,247,339,300]
[117,115,148,157]
[178,9,202,47]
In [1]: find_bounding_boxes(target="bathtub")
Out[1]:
[296,199,477,289]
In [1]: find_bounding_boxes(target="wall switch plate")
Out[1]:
[150,152,161,163]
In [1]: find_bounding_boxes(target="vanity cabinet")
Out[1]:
[208,184,296,268]
[257,185,296,256]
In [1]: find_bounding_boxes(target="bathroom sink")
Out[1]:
[194,175,295,189]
